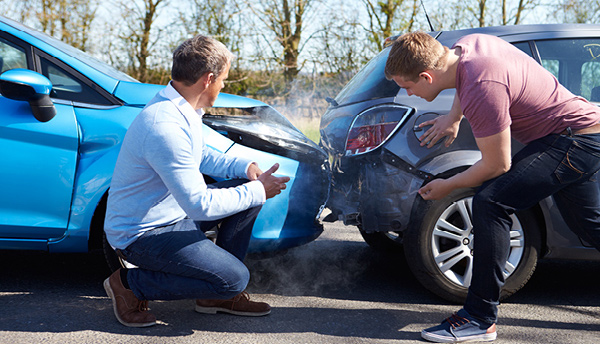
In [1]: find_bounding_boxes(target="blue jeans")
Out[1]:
[118,179,262,301]
[465,132,600,325]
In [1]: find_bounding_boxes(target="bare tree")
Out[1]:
[2,0,99,51]
[502,0,539,25]
[114,0,169,83]
[247,0,318,84]
[551,0,600,23]
[0,0,35,23]
[465,0,488,27]
[361,0,420,51]
[178,0,249,93]
[179,0,243,48]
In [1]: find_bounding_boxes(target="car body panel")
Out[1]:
[320,24,600,260]
[226,144,297,239]
[113,81,165,106]
[0,15,329,256]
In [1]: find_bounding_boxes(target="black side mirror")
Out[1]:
[0,68,56,122]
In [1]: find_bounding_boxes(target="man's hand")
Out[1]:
[419,95,463,148]
[418,114,461,148]
[418,178,454,200]
[257,163,291,199]
[246,162,262,180]
[418,127,512,201]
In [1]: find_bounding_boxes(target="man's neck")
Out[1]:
[171,80,205,110]
[438,47,461,90]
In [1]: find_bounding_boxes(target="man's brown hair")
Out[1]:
[171,35,234,86]
[384,31,448,81]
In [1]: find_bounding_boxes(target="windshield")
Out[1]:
[334,48,400,106]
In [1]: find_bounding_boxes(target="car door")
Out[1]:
[0,35,79,241]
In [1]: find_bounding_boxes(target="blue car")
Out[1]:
[0,15,329,269]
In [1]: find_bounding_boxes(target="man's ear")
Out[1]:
[419,71,434,84]
[200,72,214,88]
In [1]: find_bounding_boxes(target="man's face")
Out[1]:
[203,61,231,107]
[392,74,438,102]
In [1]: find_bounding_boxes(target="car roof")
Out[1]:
[435,23,600,45]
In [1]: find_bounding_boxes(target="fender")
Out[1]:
[418,150,482,176]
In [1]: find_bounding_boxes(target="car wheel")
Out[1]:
[359,227,404,254]
[404,188,541,304]
[102,231,137,272]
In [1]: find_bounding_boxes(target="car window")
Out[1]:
[535,38,600,102]
[0,38,27,73]
[40,57,112,105]
[512,41,533,58]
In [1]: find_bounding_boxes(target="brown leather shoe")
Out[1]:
[195,291,271,316]
[103,269,156,327]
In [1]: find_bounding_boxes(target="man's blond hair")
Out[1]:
[384,31,448,82]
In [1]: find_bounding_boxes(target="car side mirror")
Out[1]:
[0,68,56,122]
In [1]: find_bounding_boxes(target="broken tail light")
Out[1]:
[345,104,412,156]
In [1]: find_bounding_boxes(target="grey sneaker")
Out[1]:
[421,309,496,343]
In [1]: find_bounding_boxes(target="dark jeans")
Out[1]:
[118,179,262,301]
[465,132,600,325]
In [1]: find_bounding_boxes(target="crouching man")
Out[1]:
[103,35,290,327]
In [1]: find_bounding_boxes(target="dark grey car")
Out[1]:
[319,24,600,303]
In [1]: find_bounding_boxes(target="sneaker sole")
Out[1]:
[195,305,271,317]
[421,330,497,343]
[103,277,156,328]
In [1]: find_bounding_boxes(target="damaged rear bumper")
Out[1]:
[325,150,431,234]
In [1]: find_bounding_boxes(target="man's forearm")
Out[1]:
[449,94,464,122]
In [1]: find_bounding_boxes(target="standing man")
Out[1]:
[103,35,290,327]
[385,31,600,342]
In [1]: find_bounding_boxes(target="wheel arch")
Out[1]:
[413,157,550,257]
[88,191,108,251]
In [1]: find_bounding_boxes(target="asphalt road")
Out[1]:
[0,222,598,344]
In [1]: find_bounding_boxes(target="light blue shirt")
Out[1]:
[105,83,266,249]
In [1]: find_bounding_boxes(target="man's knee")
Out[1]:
[216,262,250,298]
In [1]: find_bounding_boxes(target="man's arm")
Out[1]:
[418,127,511,200]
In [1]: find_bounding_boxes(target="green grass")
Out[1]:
[290,117,321,143]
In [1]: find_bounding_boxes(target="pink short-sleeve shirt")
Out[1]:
[453,34,600,144]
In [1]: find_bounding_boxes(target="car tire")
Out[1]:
[404,188,541,304]
[359,227,404,254]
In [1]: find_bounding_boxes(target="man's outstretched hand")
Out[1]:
[257,163,290,199]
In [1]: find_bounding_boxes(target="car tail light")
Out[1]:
[345,104,411,156]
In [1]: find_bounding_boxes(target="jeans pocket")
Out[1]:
[553,141,596,184]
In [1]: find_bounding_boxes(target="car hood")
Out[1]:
[203,106,327,164]
[113,81,325,163]
[113,81,270,109]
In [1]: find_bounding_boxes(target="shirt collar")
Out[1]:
[160,82,205,119]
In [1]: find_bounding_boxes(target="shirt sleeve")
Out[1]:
[142,121,265,221]
[460,80,512,138]
[200,145,254,179]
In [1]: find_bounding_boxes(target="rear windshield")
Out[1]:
[334,48,400,106]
